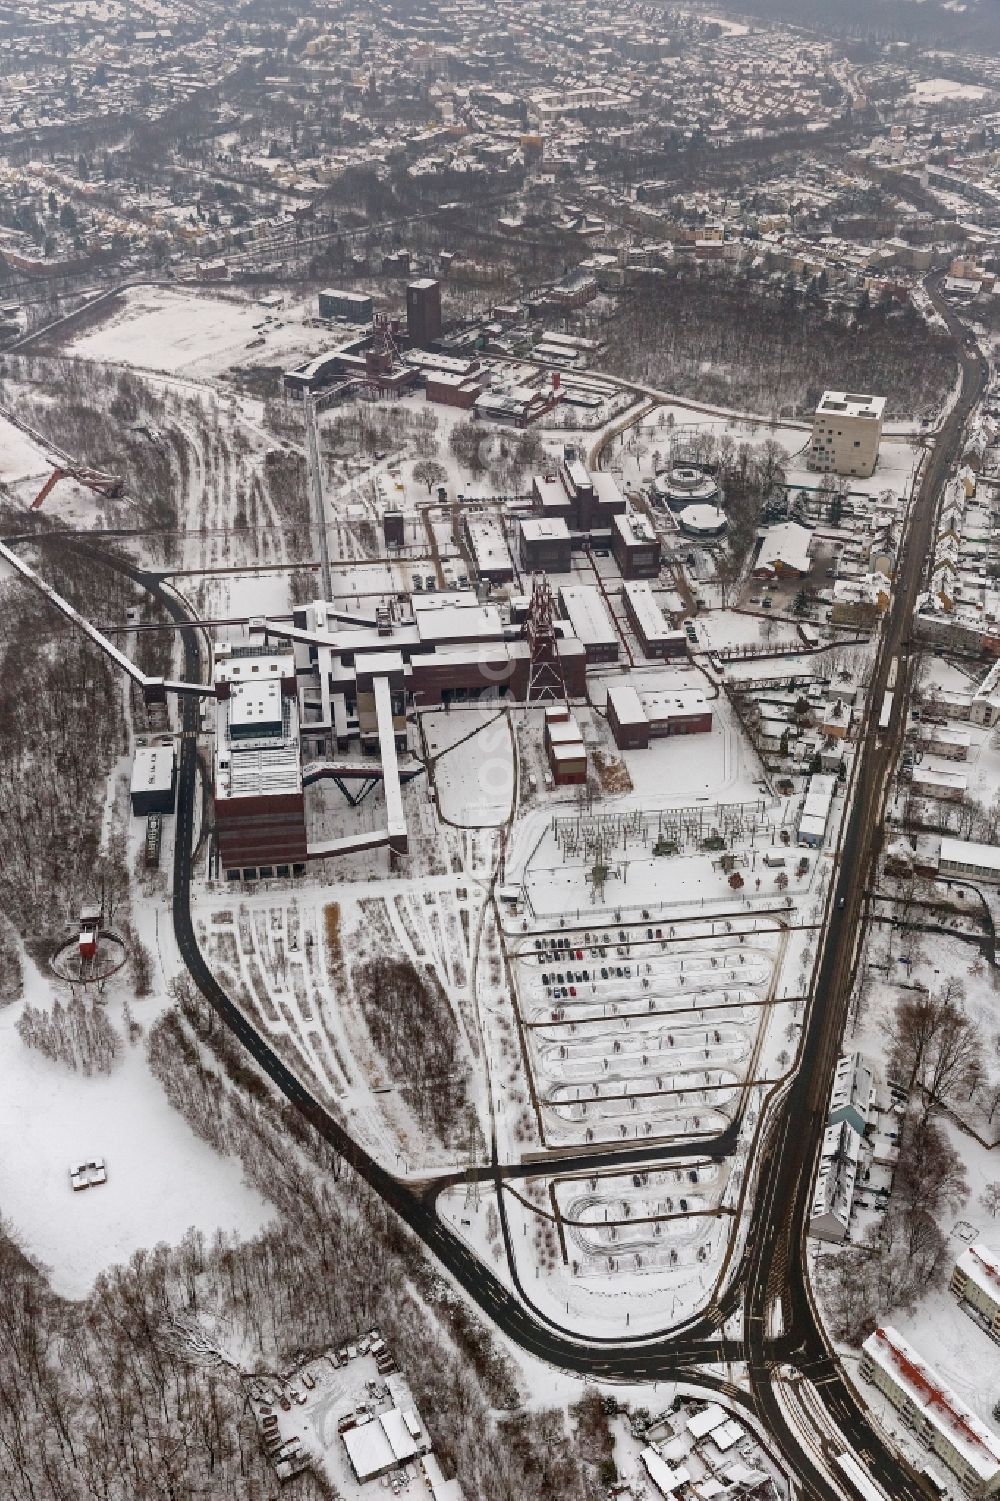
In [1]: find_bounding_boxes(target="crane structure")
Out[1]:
[31,465,124,510]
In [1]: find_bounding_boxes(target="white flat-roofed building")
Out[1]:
[227,678,285,739]
[412,599,504,646]
[641,686,712,736]
[532,472,572,516]
[939,837,1000,883]
[613,508,662,578]
[558,583,619,662]
[860,1326,1000,1498]
[463,514,514,585]
[952,1244,1000,1341]
[214,671,306,876]
[343,1420,397,1483]
[130,744,176,816]
[622,580,687,658]
[685,1403,727,1440]
[809,390,885,478]
[214,648,296,692]
[797,772,836,847]
[607,682,649,750]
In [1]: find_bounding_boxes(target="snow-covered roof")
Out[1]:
[622,580,673,641]
[607,683,647,727]
[940,837,1000,872]
[863,1326,1000,1482]
[956,1244,1000,1310]
[755,520,813,575]
[591,471,624,507]
[817,389,885,420]
[614,507,658,547]
[520,515,570,542]
[558,583,617,647]
[343,1420,396,1482]
[642,687,708,721]
[677,502,726,534]
[810,1118,862,1234]
[912,767,967,792]
[413,602,503,645]
[130,745,174,796]
[686,1403,726,1439]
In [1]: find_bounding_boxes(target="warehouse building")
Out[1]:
[952,1244,1000,1342]
[622,581,686,658]
[519,516,571,572]
[860,1326,1000,1498]
[214,668,307,879]
[587,471,628,533]
[612,509,661,579]
[558,583,619,663]
[532,472,575,525]
[319,288,374,323]
[642,686,711,737]
[129,745,176,816]
[464,514,514,585]
[425,371,483,409]
[529,459,626,534]
[606,684,650,750]
[608,682,711,746]
[808,390,885,479]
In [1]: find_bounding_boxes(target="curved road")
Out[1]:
[59,268,983,1498]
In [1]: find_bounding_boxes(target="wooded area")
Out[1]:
[0,993,610,1500]
[598,265,956,419]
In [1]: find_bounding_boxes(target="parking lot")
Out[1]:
[510,918,778,1149]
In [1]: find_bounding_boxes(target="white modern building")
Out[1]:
[808,390,885,479]
[860,1326,1000,1498]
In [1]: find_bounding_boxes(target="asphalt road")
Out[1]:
[110,273,985,1498]
[741,274,989,1499]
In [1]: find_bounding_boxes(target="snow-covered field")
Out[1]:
[67,285,342,380]
[0,958,271,1298]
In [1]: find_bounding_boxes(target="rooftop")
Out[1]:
[817,389,886,420]
[864,1326,1000,1481]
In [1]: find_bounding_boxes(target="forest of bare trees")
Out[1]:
[0,991,615,1501]
[17,995,120,1074]
[0,541,128,958]
[598,265,956,420]
[353,957,469,1143]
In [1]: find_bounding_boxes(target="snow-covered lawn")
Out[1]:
[0,971,271,1298]
[66,285,341,380]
